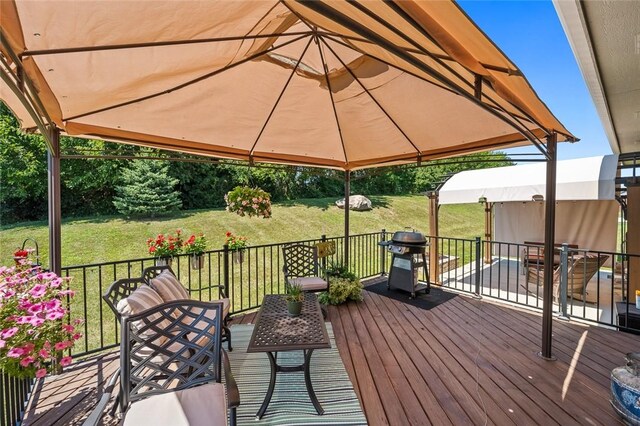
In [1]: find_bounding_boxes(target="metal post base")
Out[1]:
[536,351,557,361]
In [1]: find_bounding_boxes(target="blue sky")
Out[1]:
[458,0,612,161]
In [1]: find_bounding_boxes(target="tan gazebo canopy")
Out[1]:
[1,0,574,170]
[1,0,575,359]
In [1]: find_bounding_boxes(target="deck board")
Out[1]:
[22,283,631,425]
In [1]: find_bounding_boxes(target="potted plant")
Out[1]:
[183,233,207,270]
[147,229,183,267]
[224,186,272,218]
[13,248,30,266]
[225,232,248,264]
[285,283,304,317]
[0,265,82,379]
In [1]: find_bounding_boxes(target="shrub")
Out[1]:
[318,276,363,305]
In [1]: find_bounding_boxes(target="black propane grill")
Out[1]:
[379,231,430,298]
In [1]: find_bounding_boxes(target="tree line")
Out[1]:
[0,103,512,223]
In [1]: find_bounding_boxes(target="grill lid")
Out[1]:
[391,231,427,245]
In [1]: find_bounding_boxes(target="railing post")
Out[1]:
[474,237,481,297]
[380,229,387,276]
[321,234,327,274]
[223,244,230,297]
[559,243,569,318]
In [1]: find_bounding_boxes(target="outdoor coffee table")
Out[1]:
[247,293,331,419]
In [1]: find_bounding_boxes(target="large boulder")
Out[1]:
[335,195,372,211]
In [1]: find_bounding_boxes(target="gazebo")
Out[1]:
[0,0,575,359]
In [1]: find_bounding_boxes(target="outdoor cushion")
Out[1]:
[123,382,227,426]
[150,270,190,302]
[290,276,328,292]
[116,286,171,338]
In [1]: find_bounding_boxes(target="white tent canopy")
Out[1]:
[439,155,618,205]
[439,155,619,253]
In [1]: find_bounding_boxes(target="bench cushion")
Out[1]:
[289,276,328,291]
[124,382,227,426]
[150,270,190,302]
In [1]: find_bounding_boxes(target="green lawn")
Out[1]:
[1,195,483,268]
[1,195,484,355]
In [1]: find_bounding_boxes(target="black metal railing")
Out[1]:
[1,372,34,426]
[424,235,640,333]
[60,231,386,357]
[9,230,638,360]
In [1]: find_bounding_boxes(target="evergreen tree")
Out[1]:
[113,160,182,217]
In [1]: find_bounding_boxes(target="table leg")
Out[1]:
[303,349,324,415]
[256,352,277,420]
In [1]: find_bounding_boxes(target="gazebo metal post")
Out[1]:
[48,128,62,275]
[483,202,493,264]
[427,191,440,284]
[541,133,558,360]
[344,171,350,268]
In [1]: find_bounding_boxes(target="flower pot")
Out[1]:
[190,254,204,270]
[233,250,244,264]
[155,257,173,268]
[287,300,302,317]
[13,256,28,266]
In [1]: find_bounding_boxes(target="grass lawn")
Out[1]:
[0,195,483,268]
[1,195,484,355]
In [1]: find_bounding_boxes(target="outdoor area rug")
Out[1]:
[227,324,368,425]
[365,279,457,310]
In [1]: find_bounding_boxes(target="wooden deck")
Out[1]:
[22,282,634,425]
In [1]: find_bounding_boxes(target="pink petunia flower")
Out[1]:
[29,284,46,298]
[44,299,61,310]
[28,303,43,314]
[29,317,45,327]
[59,356,72,367]
[72,333,82,341]
[35,368,47,379]
[7,347,25,358]
[46,311,65,321]
[54,341,71,351]
[62,324,74,333]
[1,327,19,339]
[0,339,5,349]
[20,356,35,367]
[49,277,63,288]
[39,349,50,358]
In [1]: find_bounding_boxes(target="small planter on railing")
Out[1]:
[155,256,173,268]
[232,250,245,264]
[183,234,207,270]
[225,232,248,265]
[190,254,205,270]
[147,230,183,268]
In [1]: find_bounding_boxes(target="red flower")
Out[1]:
[149,247,156,253]
[225,231,232,237]
[13,249,29,258]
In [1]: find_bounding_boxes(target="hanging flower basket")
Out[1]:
[224,186,272,218]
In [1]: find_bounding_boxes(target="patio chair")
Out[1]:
[142,266,232,351]
[282,243,329,293]
[103,266,232,351]
[525,253,608,301]
[83,300,239,426]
